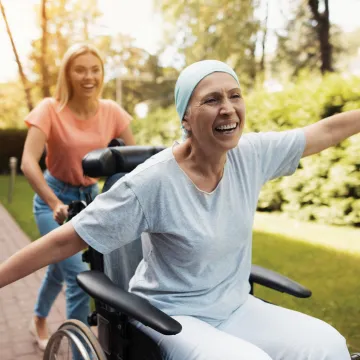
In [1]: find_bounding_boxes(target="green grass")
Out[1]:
[253,231,360,353]
[254,212,360,256]
[0,175,39,240]
[1,175,360,352]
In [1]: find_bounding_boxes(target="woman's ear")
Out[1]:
[182,119,191,132]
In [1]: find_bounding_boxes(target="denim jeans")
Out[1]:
[33,170,99,325]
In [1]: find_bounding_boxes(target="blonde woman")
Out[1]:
[21,43,135,350]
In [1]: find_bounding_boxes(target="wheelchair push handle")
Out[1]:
[82,145,166,178]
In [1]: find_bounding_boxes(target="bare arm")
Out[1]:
[0,222,87,288]
[303,110,360,157]
[21,126,62,210]
[119,125,136,145]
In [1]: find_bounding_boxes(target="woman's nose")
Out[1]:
[220,99,235,115]
[84,70,93,79]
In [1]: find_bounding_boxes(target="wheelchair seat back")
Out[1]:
[102,173,143,290]
[82,145,165,291]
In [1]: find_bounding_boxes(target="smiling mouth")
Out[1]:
[214,122,239,134]
[82,84,96,90]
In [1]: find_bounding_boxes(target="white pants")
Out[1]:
[135,295,350,360]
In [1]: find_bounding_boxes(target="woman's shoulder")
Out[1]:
[126,148,176,186]
[99,98,120,110]
[33,97,55,109]
[26,97,59,119]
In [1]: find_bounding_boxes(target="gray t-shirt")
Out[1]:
[72,129,306,324]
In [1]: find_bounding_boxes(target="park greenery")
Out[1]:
[1,0,360,229]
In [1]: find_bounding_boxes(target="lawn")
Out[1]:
[1,175,360,352]
[0,174,39,240]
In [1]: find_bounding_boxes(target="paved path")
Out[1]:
[0,203,66,360]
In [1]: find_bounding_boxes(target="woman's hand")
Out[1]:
[53,203,69,225]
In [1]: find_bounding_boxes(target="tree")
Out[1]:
[0,0,34,111]
[40,0,51,97]
[29,0,103,98]
[101,33,178,114]
[259,0,269,74]
[28,0,178,112]
[273,0,339,77]
[308,0,333,73]
[159,0,261,89]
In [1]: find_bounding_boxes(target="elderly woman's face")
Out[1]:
[183,72,245,151]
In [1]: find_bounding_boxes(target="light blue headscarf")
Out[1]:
[174,60,240,122]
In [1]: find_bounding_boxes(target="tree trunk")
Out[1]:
[259,0,269,74]
[40,0,51,97]
[0,0,34,111]
[308,0,333,73]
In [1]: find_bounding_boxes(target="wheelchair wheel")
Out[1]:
[43,319,107,360]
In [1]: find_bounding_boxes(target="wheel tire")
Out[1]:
[43,319,107,360]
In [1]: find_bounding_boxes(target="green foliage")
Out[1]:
[27,0,178,115]
[247,72,360,226]
[131,106,182,146]
[0,82,28,129]
[160,0,261,88]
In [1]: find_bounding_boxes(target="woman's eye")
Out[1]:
[231,93,241,99]
[205,98,217,104]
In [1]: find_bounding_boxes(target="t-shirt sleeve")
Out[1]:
[71,178,149,254]
[109,100,133,138]
[256,128,306,184]
[24,98,53,138]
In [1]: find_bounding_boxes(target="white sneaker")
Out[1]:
[29,318,49,351]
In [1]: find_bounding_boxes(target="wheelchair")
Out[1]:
[44,141,360,360]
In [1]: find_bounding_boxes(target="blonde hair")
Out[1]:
[54,43,105,110]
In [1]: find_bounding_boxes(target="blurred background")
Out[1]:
[1,0,360,352]
[1,0,360,227]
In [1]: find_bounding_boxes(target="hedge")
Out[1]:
[0,129,45,174]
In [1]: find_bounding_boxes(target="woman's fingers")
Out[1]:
[53,204,69,225]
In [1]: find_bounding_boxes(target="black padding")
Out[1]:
[77,270,182,335]
[250,265,312,298]
[102,173,127,193]
[82,146,166,178]
[82,148,115,177]
[109,146,166,173]
[108,138,125,147]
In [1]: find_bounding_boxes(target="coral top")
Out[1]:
[25,98,132,186]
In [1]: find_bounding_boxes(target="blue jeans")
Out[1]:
[33,170,99,324]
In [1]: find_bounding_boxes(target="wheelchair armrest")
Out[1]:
[250,265,312,298]
[77,270,182,335]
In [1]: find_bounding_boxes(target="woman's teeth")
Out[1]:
[215,123,238,132]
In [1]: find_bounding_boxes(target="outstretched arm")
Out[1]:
[302,110,360,157]
[0,222,87,288]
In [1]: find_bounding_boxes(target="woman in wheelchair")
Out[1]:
[1,60,358,360]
